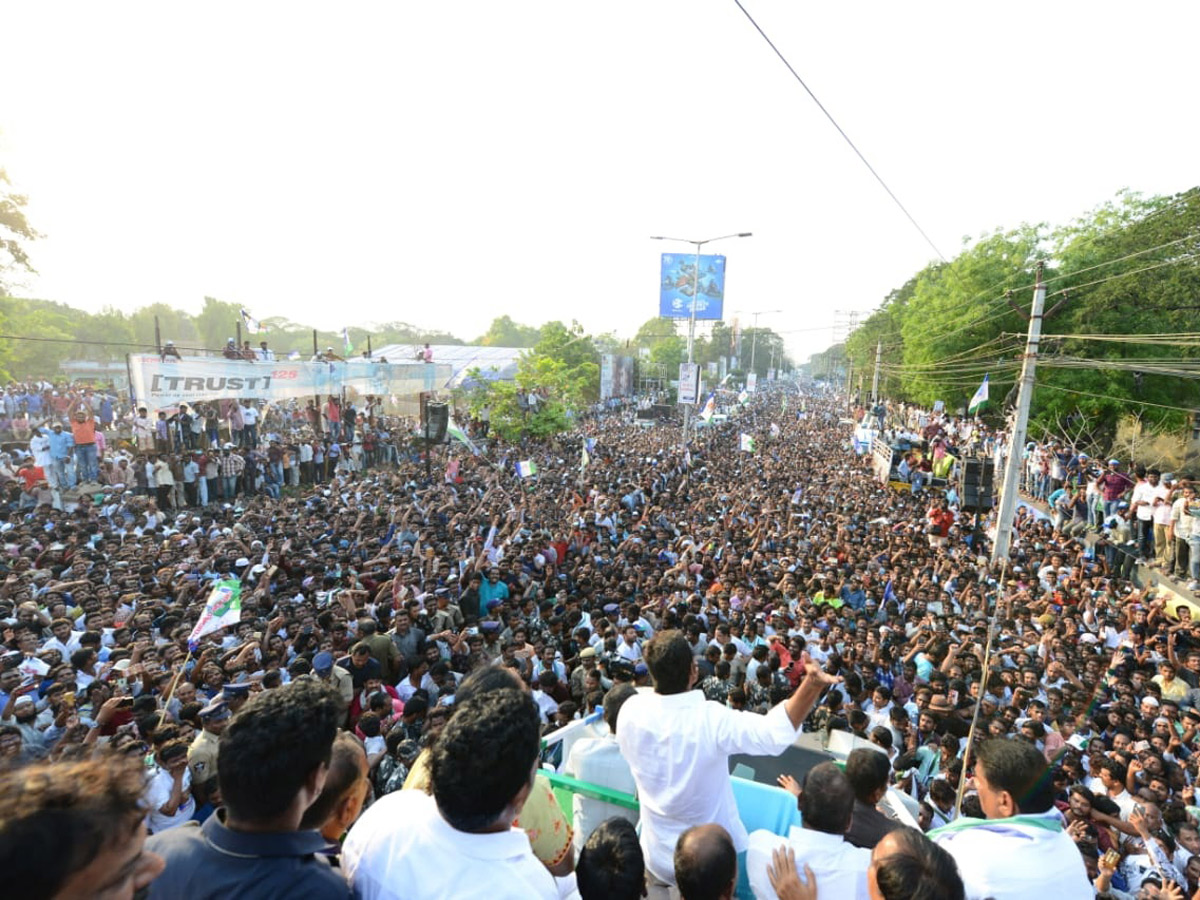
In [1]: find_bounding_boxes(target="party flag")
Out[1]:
[968,374,989,414]
[240,308,264,334]
[187,580,242,650]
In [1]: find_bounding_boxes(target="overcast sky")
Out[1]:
[4,2,1198,362]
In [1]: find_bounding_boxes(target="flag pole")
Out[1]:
[157,649,194,729]
[954,558,1008,816]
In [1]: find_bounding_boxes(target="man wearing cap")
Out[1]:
[223,682,252,716]
[42,418,75,490]
[312,651,354,705]
[1098,459,1134,520]
[1153,473,1177,570]
[428,590,464,635]
[189,697,230,786]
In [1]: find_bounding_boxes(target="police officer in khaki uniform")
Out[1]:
[188,698,230,786]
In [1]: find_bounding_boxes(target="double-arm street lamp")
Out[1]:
[650,232,752,449]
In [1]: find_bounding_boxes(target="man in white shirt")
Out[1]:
[145,740,195,834]
[43,617,83,659]
[617,629,838,896]
[343,688,557,900]
[1130,470,1160,560]
[930,738,1091,899]
[616,625,643,663]
[1093,756,1136,821]
[564,683,639,855]
[239,403,259,449]
[1152,473,1176,569]
[747,762,871,900]
[1170,483,1199,583]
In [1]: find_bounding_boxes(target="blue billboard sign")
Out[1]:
[659,253,726,320]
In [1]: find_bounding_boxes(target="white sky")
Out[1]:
[4,2,1198,362]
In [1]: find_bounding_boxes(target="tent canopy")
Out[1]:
[370,344,525,388]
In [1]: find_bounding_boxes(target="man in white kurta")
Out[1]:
[563,684,639,856]
[747,761,871,900]
[930,738,1091,900]
[616,630,837,889]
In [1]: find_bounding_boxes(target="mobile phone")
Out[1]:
[947,689,960,706]
[1134,740,1150,752]
[116,697,134,709]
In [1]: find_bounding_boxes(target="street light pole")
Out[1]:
[738,308,782,381]
[651,233,752,451]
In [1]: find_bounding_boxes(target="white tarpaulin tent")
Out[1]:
[370,344,524,388]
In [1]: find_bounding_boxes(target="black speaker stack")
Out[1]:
[958,457,995,510]
[424,402,449,443]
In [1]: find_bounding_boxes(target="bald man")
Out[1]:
[674,824,737,900]
[868,827,963,900]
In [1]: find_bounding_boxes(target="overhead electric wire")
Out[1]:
[865,249,1200,365]
[1044,253,1199,299]
[1021,332,1200,346]
[731,0,947,264]
[1034,382,1199,415]
[1032,233,1199,292]
[891,334,1024,370]
[0,333,210,353]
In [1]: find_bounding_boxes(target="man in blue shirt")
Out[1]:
[43,421,75,489]
[147,679,347,899]
[478,568,510,608]
[839,576,867,612]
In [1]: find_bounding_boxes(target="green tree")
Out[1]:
[195,296,246,353]
[475,315,541,347]
[0,166,39,294]
[130,303,200,351]
[464,321,601,440]
[1034,187,1200,440]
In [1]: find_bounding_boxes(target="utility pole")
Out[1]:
[871,340,882,403]
[991,261,1046,563]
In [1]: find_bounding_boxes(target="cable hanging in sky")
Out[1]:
[731,0,948,263]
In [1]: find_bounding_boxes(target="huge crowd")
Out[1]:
[1,378,1200,900]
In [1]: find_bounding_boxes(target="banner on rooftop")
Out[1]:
[659,254,726,320]
[128,355,448,411]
